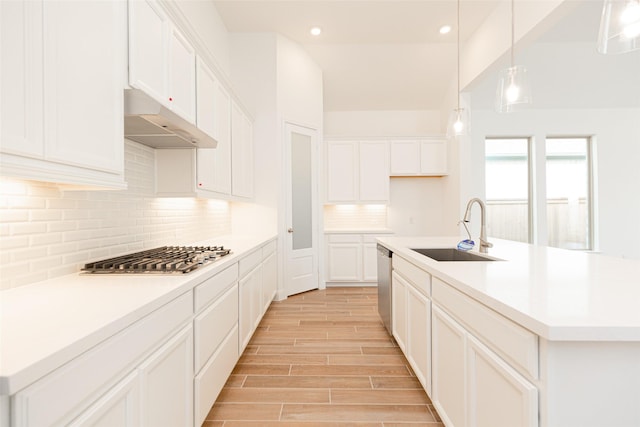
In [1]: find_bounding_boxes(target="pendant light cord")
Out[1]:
[510,0,515,67]
[457,0,461,110]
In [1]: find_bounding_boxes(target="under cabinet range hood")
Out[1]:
[123,89,217,149]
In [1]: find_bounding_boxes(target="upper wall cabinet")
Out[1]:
[128,0,196,124]
[390,139,448,176]
[196,59,232,196]
[231,101,254,199]
[0,0,126,188]
[326,140,389,203]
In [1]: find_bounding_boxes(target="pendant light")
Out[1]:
[447,0,469,138]
[598,0,640,54]
[495,0,532,113]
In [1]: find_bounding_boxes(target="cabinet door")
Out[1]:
[362,242,378,282]
[326,141,358,202]
[390,140,420,175]
[327,243,362,281]
[432,306,466,427]
[196,57,216,138]
[407,286,431,395]
[262,251,278,314]
[0,0,43,158]
[197,81,231,194]
[168,25,196,123]
[239,265,262,351]
[128,0,168,103]
[139,324,193,427]
[467,335,538,427]
[231,101,254,198]
[391,272,408,353]
[359,141,389,202]
[68,372,139,427]
[420,140,447,175]
[43,0,124,174]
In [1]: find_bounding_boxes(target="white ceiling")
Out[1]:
[213,0,640,112]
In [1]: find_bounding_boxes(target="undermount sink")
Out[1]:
[410,248,499,262]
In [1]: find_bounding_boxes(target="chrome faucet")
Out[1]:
[462,198,493,253]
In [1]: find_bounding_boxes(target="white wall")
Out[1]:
[468,108,640,259]
[324,110,441,137]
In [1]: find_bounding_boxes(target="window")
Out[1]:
[484,138,531,243]
[545,137,593,250]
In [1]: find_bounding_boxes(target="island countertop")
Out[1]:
[377,236,640,341]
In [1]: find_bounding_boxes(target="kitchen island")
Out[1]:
[378,236,640,427]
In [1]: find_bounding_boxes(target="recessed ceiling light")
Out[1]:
[439,25,452,35]
[310,27,322,36]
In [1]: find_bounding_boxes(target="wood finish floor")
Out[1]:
[203,287,444,426]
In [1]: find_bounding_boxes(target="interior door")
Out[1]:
[284,122,319,296]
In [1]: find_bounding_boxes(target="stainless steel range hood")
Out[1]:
[124,89,217,149]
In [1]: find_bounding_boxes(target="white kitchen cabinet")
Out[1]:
[431,305,467,427]
[391,271,408,353]
[68,372,139,427]
[390,139,447,176]
[262,241,278,314]
[239,249,263,351]
[325,234,383,284]
[11,292,192,427]
[407,284,431,393]
[326,234,362,282]
[326,141,358,201]
[0,0,126,188]
[167,26,196,124]
[325,140,389,203]
[139,324,193,427]
[196,61,232,196]
[391,255,432,394]
[359,141,390,201]
[431,278,539,427]
[362,240,378,282]
[231,101,254,199]
[467,335,538,427]
[128,0,196,124]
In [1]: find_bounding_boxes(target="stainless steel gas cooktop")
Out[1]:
[82,246,231,274]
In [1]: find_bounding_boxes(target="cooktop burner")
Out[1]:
[82,246,232,274]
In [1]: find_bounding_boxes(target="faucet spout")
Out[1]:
[462,198,493,253]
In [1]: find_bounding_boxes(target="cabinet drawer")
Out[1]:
[432,278,538,379]
[262,240,277,259]
[12,291,192,426]
[194,325,239,427]
[393,255,431,297]
[194,284,238,372]
[239,248,262,278]
[194,264,238,312]
[327,234,361,243]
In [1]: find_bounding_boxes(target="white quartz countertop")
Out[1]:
[0,234,276,395]
[377,236,640,342]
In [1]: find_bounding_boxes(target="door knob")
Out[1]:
[287,228,293,233]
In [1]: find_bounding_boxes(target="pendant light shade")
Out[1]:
[448,0,469,137]
[495,65,532,112]
[447,107,470,138]
[598,0,640,54]
[495,0,532,113]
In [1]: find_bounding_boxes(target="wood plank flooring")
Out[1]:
[203,287,444,426]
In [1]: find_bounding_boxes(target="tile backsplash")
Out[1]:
[324,204,388,230]
[0,141,231,290]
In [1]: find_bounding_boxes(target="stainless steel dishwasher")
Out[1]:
[377,244,392,335]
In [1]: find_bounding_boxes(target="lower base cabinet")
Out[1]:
[432,306,538,427]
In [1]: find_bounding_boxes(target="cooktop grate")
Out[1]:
[82,246,231,274]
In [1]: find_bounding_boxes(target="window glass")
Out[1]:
[546,137,592,250]
[485,138,530,243]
